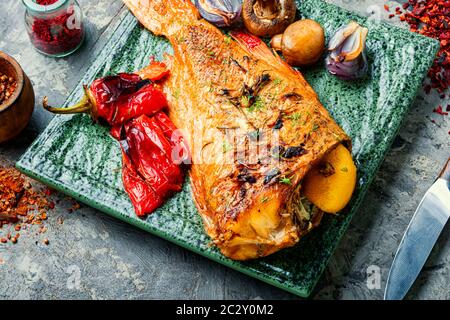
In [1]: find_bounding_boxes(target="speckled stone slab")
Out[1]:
[16,0,439,297]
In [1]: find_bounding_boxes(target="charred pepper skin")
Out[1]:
[120,115,188,217]
[154,112,191,165]
[43,72,168,126]
[121,150,164,217]
[126,115,184,191]
[91,74,168,126]
[42,61,189,218]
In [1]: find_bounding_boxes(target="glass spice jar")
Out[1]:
[23,0,85,57]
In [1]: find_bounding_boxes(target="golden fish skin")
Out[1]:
[123,0,350,260]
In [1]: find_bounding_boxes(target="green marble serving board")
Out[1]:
[16,0,439,297]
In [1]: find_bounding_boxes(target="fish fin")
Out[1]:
[230,31,295,73]
[123,0,199,36]
[231,30,318,97]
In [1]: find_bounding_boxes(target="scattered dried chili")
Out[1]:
[391,1,450,99]
[0,166,55,244]
[433,105,449,116]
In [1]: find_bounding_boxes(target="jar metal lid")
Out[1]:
[22,0,69,13]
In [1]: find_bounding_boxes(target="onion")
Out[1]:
[194,0,242,27]
[326,21,369,80]
[326,53,368,81]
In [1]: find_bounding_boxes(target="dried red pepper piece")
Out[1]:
[137,57,170,81]
[433,105,449,116]
[36,0,58,5]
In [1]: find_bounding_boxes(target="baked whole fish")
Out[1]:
[124,0,353,260]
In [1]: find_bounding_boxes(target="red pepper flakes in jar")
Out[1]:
[23,0,85,57]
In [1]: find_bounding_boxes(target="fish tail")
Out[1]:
[123,0,199,36]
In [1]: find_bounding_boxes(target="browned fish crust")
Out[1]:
[124,0,350,260]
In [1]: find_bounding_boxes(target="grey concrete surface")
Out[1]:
[0,0,449,300]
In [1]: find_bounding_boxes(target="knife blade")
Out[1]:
[384,158,450,300]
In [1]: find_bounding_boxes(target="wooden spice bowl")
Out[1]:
[0,51,35,144]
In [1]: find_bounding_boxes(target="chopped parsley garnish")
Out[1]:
[273,78,282,86]
[207,81,214,93]
[241,95,250,107]
[286,112,302,123]
[222,141,232,153]
[312,123,319,132]
[248,96,265,112]
[172,88,180,100]
[260,196,270,203]
[224,36,232,45]
[279,177,292,185]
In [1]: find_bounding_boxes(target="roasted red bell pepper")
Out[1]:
[42,59,170,125]
[42,59,189,218]
[137,57,170,82]
[119,115,187,217]
[43,73,167,126]
[121,150,164,216]
[154,112,191,165]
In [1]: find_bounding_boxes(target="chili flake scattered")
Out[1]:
[0,166,54,244]
[392,0,450,99]
[433,105,449,116]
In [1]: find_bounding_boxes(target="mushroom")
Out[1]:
[270,19,325,66]
[242,0,296,37]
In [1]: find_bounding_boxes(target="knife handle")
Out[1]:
[438,157,450,181]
